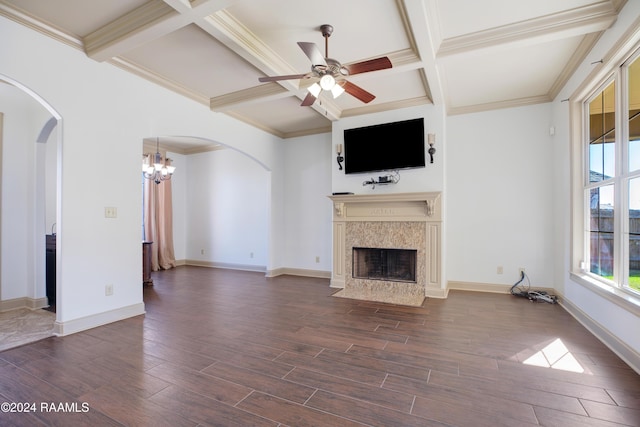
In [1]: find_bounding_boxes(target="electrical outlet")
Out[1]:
[519,267,526,275]
[315,256,320,263]
[200,249,205,255]
[497,266,503,274]
[105,284,113,296]
[250,252,254,258]
[104,207,117,218]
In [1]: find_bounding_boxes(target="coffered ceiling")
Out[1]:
[0,0,626,143]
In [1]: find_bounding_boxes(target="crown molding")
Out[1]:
[437,1,617,58]
[340,96,432,119]
[0,2,83,51]
[548,32,602,101]
[448,94,551,116]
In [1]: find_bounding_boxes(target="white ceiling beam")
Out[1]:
[437,1,618,58]
[84,0,238,62]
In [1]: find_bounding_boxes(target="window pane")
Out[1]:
[590,185,614,277]
[589,82,616,182]
[629,55,640,172]
[630,178,640,291]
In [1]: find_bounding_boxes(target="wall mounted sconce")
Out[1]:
[427,133,436,164]
[336,143,344,170]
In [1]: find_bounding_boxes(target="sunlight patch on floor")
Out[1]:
[522,338,584,373]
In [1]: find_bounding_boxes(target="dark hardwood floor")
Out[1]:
[0,266,638,426]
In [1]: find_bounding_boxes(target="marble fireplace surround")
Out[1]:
[329,192,443,306]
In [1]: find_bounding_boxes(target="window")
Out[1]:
[582,48,640,294]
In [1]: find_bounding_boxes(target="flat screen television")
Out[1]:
[344,118,425,174]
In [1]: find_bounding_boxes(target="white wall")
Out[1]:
[185,148,269,268]
[447,103,554,287]
[0,15,282,332]
[332,104,445,194]
[283,133,333,272]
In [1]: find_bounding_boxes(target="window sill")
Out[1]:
[570,272,640,316]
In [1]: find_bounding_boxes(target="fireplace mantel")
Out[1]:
[328,192,445,303]
[328,192,441,222]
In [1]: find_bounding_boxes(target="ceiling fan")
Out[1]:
[258,24,392,106]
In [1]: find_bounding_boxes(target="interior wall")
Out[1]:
[332,104,445,195]
[282,133,333,273]
[185,148,269,268]
[446,103,554,288]
[167,151,186,262]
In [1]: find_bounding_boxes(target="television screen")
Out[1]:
[344,118,425,174]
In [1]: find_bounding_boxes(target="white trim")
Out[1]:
[448,281,556,295]
[53,303,145,336]
[266,268,331,279]
[560,294,640,375]
[184,259,266,273]
[0,297,49,312]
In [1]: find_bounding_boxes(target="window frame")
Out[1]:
[570,39,640,308]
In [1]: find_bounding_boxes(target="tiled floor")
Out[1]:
[0,308,54,352]
[0,266,638,426]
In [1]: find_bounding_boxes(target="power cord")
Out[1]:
[510,271,557,304]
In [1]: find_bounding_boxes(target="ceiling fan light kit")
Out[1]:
[258,24,392,106]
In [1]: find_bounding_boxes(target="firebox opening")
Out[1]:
[352,247,417,283]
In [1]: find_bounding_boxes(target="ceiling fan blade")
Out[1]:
[346,57,392,75]
[297,42,327,66]
[300,92,316,106]
[341,80,376,103]
[258,73,309,82]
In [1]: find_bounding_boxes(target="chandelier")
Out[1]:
[142,137,176,184]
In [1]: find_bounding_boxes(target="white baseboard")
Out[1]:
[184,259,266,273]
[267,268,331,279]
[560,296,640,375]
[448,280,556,295]
[53,303,145,336]
[425,287,449,299]
[0,296,49,312]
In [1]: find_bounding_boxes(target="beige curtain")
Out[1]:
[143,164,176,271]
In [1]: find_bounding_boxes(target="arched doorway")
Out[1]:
[0,76,62,332]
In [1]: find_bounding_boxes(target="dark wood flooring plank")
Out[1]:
[581,400,640,426]
[201,361,316,404]
[428,369,588,415]
[146,362,252,404]
[316,348,431,380]
[148,385,278,427]
[275,351,387,386]
[534,406,631,427]
[305,389,446,427]
[383,373,539,424]
[285,367,415,412]
[236,390,368,426]
[79,384,196,427]
[412,395,540,427]
[347,343,460,374]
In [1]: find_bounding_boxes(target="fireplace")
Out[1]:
[353,247,417,283]
[328,192,444,305]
